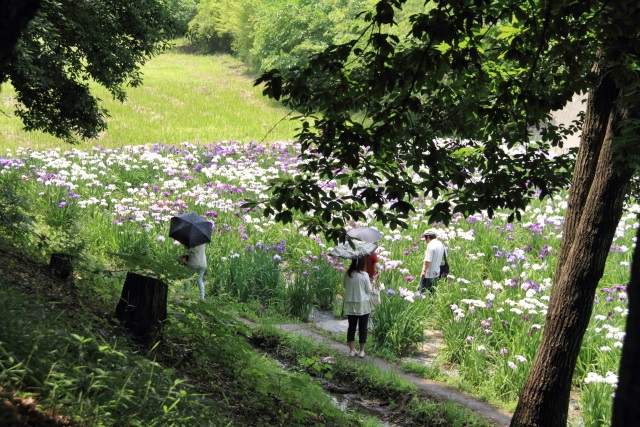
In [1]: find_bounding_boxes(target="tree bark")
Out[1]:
[510,70,635,426]
[115,272,168,346]
[0,0,41,73]
[554,61,618,278]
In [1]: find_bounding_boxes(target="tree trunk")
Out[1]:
[554,61,618,277]
[510,68,635,426]
[611,223,640,426]
[0,0,41,72]
[115,272,168,346]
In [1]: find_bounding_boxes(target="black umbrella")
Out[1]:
[169,212,213,248]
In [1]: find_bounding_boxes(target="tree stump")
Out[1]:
[115,272,168,345]
[49,253,73,281]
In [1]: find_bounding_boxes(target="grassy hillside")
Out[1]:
[0,43,299,151]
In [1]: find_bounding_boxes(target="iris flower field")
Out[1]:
[0,140,630,425]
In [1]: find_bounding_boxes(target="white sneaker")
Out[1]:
[358,351,365,358]
[349,350,357,357]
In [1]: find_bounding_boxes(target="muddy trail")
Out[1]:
[255,310,513,427]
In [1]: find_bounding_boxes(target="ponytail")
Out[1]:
[347,257,365,277]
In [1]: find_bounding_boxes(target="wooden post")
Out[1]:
[115,272,168,345]
[48,253,73,281]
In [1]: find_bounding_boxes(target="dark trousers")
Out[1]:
[419,277,438,293]
[347,313,370,344]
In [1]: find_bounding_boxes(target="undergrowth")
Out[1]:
[0,246,365,427]
[0,237,500,427]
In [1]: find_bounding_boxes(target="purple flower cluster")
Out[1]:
[207,182,244,194]
[538,244,551,259]
[609,245,627,253]
[528,222,545,234]
[0,158,26,168]
[600,286,628,302]
[521,280,539,292]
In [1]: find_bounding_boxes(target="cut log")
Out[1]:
[48,253,73,281]
[115,272,168,345]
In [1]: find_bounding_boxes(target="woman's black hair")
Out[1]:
[347,257,365,277]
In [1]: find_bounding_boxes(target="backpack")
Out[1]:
[440,250,450,278]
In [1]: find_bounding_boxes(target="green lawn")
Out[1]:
[0,45,299,150]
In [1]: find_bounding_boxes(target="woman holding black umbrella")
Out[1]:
[170,212,213,302]
[343,257,373,358]
[177,243,207,301]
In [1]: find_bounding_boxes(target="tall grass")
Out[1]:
[0,41,298,150]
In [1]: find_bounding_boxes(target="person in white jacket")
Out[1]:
[419,228,446,293]
[178,243,207,301]
[343,257,373,358]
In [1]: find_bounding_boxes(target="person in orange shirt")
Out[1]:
[364,250,380,283]
[364,249,381,308]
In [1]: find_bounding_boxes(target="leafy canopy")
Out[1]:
[1,0,179,142]
[187,0,379,71]
[253,0,640,241]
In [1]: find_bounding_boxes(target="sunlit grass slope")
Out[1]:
[0,44,299,150]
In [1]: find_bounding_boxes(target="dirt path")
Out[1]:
[276,314,512,427]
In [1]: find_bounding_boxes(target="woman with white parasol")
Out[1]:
[342,256,373,358]
[330,233,380,358]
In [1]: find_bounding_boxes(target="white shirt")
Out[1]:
[423,238,446,278]
[187,244,207,269]
[343,271,372,315]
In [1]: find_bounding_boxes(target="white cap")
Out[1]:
[423,228,438,237]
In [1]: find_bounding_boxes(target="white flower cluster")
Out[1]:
[584,371,618,386]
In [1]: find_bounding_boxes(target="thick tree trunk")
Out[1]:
[510,70,635,426]
[115,272,168,346]
[555,62,618,277]
[0,0,41,72]
[611,224,640,426]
